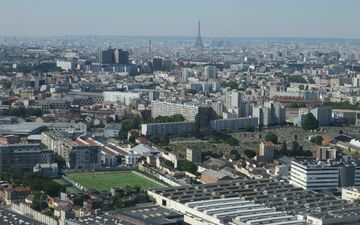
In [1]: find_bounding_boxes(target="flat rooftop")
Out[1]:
[149,179,360,221]
[0,206,46,225]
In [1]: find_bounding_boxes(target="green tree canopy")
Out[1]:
[302,113,319,130]
[177,160,197,174]
[265,132,278,144]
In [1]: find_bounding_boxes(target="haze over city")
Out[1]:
[1,0,360,38]
[1,1,360,225]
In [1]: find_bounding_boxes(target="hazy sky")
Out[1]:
[1,0,359,38]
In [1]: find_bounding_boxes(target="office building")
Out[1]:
[99,48,115,64]
[151,57,163,71]
[114,48,129,64]
[290,160,360,191]
[0,144,53,172]
[99,48,129,65]
[258,141,274,163]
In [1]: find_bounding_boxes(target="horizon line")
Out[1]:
[1,34,360,41]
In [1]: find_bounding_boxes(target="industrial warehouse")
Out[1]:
[147,179,360,225]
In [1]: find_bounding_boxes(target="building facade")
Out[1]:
[0,144,53,172]
[141,121,194,137]
[151,101,210,127]
[210,117,258,132]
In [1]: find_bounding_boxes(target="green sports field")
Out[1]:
[67,171,164,191]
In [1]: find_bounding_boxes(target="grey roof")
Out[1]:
[0,206,46,225]
[149,179,360,220]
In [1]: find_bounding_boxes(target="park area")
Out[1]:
[67,171,164,191]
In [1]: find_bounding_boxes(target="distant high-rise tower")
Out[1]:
[148,40,152,61]
[194,21,204,48]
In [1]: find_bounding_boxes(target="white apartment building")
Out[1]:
[141,121,194,136]
[210,117,258,132]
[103,91,141,105]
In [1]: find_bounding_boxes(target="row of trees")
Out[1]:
[0,63,62,74]
[322,101,360,110]
[1,106,50,118]
[177,160,197,174]
[146,114,185,124]
[121,117,140,132]
[279,140,312,157]
[151,135,169,146]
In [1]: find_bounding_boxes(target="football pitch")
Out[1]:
[67,171,164,191]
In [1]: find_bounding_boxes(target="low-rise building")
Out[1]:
[342,186,360,202]
[33,163,59,177]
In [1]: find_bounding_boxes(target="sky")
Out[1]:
[0,0,359,39]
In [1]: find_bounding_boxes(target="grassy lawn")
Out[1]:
[66,171,163,191]
[53,178,80,193]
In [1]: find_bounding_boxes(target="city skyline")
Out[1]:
[1,0,360,39]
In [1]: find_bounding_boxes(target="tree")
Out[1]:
[310,135,323,146]
[226,137,239,146]
[159,135,169,146]
[280,141,288,154]
[245,125,255,132]
[151,135,160,145]
[265,132,278,144]
[121,117,140,132]
[302,113,319,130]
[129,136,136,144]
[23,172,63,197]
[31,193,48,211]
[244,149,257,158]
[230,150,241,161]
[177,160,197,174]
[53,153,66,170]
[194,114,201,132]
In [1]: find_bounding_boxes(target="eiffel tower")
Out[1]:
[194,21,204,48]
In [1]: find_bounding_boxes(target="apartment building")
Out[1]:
[0,144,53,172]
[41,131,101,169]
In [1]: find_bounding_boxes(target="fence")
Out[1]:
[11,202,59,225]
